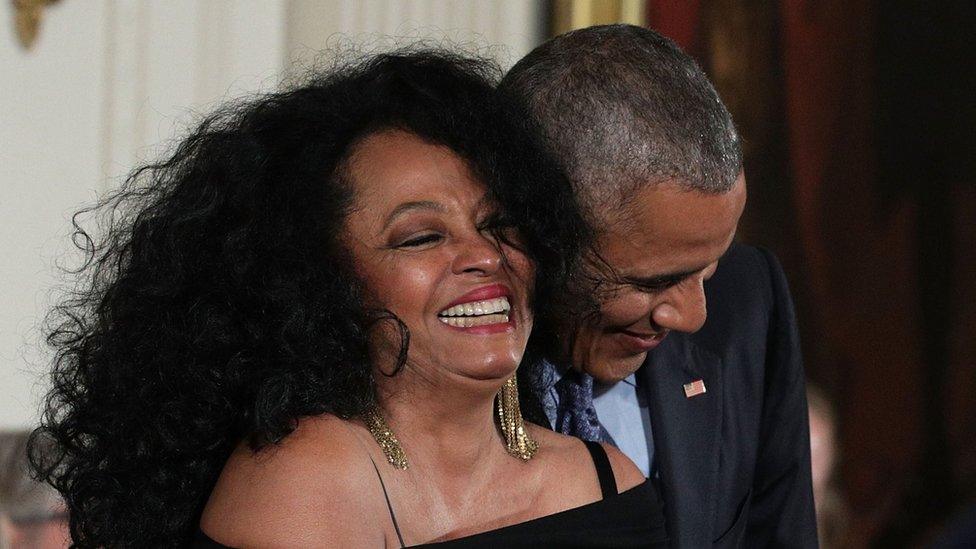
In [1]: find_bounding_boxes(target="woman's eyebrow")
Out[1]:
[382,200,446,230]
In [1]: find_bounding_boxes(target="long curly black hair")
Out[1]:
[29,49,588,547]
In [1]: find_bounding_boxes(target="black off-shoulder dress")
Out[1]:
[192,441,668,548]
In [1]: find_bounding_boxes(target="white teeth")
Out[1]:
[438,313,510,327]
[438,297,511,317]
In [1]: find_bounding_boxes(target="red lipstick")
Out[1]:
[444,284,511,308]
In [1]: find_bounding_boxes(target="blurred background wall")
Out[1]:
[2,1,285,433]
[2,1,973,547]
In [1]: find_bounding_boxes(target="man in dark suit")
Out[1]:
[502,25,818,547]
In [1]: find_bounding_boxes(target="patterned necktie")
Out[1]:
[554,368,616,444]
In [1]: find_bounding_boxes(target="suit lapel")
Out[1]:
[640,334,724,546]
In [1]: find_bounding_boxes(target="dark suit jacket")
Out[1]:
[638,243,817,547]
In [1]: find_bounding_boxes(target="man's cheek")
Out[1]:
[600,293,653,327]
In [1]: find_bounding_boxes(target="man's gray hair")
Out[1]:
[501,24,742,222]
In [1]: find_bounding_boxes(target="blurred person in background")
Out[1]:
[928,504,976,548]
[502,24,817,547]
[807,384,849,548]
[0,431,68,549]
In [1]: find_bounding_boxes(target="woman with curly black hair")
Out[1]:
[32,50,667,547]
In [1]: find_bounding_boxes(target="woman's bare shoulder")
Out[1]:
[599,443,645,492]
[199,414,387,546]
[526,424,645,493]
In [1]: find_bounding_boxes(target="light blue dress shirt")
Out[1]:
[541,361,655,478]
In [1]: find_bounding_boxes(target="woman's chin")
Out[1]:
[447,358,521,385]
[463,350,524,379]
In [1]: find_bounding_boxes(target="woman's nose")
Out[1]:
[451,234,503,276]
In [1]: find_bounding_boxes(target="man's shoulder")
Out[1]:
[703,242,781,314]
[706,242,782,306]
[686,242,793,357]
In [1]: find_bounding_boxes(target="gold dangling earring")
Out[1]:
[496,375,539,460]
[363,405,409,470]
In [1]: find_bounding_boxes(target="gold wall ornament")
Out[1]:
[550,0,646,37]
[13,0,61,50]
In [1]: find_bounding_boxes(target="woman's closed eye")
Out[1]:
[395,232,443,249]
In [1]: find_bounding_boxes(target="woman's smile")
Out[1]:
[437,284,516,333]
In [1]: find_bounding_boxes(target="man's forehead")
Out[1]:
[592,176,746,276]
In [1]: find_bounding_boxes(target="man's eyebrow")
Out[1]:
[381,200,446,231]
[621,266,709,290]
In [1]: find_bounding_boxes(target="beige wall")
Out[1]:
[1,0,286,429]
[0,0,544,428]
[286,0,543,71]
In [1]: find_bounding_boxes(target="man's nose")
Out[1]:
[650,283,707,334]
[451,234,503,276]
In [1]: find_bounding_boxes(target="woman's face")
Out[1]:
[343,130,535,389]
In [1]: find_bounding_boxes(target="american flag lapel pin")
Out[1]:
[683,379,707,398]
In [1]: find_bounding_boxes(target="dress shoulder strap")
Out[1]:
[368,456,406,548]
[582,440,618,499]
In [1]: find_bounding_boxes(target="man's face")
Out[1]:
[572,173,747,383]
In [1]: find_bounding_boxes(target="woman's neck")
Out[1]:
[374,372,508,478]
